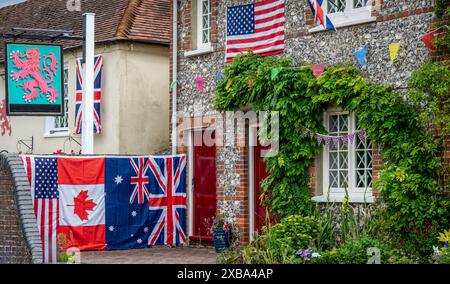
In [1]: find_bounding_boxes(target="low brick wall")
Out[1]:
[0,153,42,264]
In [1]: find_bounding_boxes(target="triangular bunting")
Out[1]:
[354,47,368,66]
[195,76,205,93]
[310,64,324,78]
[389,42,401,64]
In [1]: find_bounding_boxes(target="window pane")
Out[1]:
[356,169,366,188]
[330,171,338,188]
[55,66,69,129]
[354,0,370,9]
[328,0,346,13]
[367,170,373,188]
[354,115,373,188]
[327,113,350,190]
[367,151,373,168]
[329,115,338,133]
[202,16,209,29]
[356,135,365,149]
[340,114,348,132]
[339,171,348,188]
[200,0,210,44]
[339,152,348,169]
[330,152,338,169]
[202,0,209,15]
[202,30,209,44]
[356,151,365,168]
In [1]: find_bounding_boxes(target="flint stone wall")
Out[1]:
[175,0,435,225]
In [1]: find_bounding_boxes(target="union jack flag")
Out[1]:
[307,0,336,30]
[75,55,103,134]
[147,156,187,246]
[129,158,151,205]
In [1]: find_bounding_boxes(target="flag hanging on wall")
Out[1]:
[74,55,103,134]
[105,156,187,249]
[22,156,59,264]
[57,158,106,251]
[226,0,286,62]
[21,155,187,263]
[307,0,335,31]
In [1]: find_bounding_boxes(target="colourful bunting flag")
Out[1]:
[271,67,282,80]
[354,47,368,66]
[420,30,438,51]
[195,76,205,93]
[310,64,324,78]
[315,134,323,146]
[217,71,223,82]
[389,43,401,64]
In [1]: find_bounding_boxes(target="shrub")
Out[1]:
[313,237,391,264]
[242,215,320,264]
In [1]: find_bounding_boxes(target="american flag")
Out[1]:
[147,156,187,246]
[22,156,59,264]
[226,0,285,62]
[75,55,103,134]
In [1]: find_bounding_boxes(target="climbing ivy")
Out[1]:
[434,0,450,50]
[214,53,450,246]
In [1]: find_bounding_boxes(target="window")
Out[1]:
[318,110,374,202]
[310,0,374,32]
[45,63,69,137]
[185,0,213,56]
[198,0,211,47]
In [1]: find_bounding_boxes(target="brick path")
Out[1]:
[80,246,216,264]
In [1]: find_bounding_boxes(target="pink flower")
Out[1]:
[223,222,230,232]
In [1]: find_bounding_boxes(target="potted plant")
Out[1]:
[209,215,233,253]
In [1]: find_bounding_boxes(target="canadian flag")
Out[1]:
[57,158,106,251]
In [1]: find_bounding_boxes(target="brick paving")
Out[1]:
[80,246,217,264]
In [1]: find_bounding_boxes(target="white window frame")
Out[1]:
[45,62,69,138]
[309,0,376,33]
[313,108,374,203]
[185,0,214,57]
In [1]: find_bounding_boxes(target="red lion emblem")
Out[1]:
[0,99,12,136]
[9,48,59,103]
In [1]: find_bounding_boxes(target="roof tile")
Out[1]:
[0,0,170,62]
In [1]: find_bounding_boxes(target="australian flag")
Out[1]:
[105,156,187,250]
[74,55,103,134]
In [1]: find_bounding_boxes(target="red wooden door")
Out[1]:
[253,142,270,234]
[192,131,217,240]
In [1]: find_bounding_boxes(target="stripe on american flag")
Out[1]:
[226,0,285,62]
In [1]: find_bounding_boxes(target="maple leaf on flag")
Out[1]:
[69,190,97,221]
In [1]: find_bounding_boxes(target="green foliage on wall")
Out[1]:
[434,0,450,50]
[214,53,450,246]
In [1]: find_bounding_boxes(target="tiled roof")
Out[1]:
[0,0,170,62]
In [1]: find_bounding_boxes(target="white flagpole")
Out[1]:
[171,0,178,155]
[82,13,95,155]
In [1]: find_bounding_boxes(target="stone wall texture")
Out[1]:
[0,153,42,264]
[172,0,446,243]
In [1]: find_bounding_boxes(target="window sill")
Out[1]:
[308,16,376,33]
[184,46,214,57]
[312,194,375,204]
[44,130,70,138]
